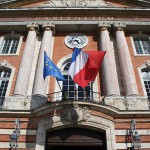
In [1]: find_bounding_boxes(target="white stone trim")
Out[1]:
[0,60,15,98]
[138,62,150,98]
[0,129,37,135]
[0,31,23,55]
[115,129,150,135]
[35,114,116,150]
[0,142,35,148]
[130,31,150,56]
[116,143,150,149]
[55,53,99,99]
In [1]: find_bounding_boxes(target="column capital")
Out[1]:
[42,22,55,33]
[113,23,126,31]
[98,22,111,31]
[27,23,39,31]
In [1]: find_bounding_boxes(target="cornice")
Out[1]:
[33,100,150,118]
[109,0,150,8]
[0,7,149,18]
[0,0,150,8]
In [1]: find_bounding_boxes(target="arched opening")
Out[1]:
[62,60,93,100]
[46,128,107,150]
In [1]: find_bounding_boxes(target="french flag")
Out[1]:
[69,48,105,88]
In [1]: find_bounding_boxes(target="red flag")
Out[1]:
[86,51,106,70]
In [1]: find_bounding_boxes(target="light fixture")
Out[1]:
[9,119,21,149]
[132,131,141,149]
[127,119,141,150]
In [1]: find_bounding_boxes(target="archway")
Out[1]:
[46,128,107,150]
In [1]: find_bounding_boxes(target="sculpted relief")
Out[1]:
[40,0,111,7]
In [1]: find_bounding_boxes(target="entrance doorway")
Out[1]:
[46,128,107,150]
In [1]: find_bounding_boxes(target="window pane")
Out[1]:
[134,37,150,54]
[1,38,19,54]
[62,61,93,100]
[0,68,11,105]
[133,38,143,54]
[142,71,150,100]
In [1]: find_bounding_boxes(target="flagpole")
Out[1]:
[91,81,94,101]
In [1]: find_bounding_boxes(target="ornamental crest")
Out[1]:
[41,0,110,7]
[61,104,91,124]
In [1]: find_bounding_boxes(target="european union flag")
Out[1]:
[43,51,65,81]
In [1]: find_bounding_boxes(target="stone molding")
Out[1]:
[145,60,150,67]
[113,22,126,31]
[42,22,55,34]
[0,60,11,68]
[35,105,116,150]
[27,23,39,31]
[1,0,150,8]
[98,22,111,31]
[61,104,91,124]
[42,0,110,7]
[2,96,150,111]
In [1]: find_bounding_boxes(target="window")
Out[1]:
[0,31,23,55]
[142,70,150,100]
[0,68,11,105]
[133,37,150,54]
[131,32,150,55]
[1,37,19,54]
[62,62,92,100]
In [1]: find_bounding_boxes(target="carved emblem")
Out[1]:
[61,104,91,124]
[43,0,109,7]
[0,60,10,67]
[145,60,150,67]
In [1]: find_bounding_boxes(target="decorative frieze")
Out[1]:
[27,23,39,31]
[145,60,150,67]
[42,0,110,7]
[0,60,10,68]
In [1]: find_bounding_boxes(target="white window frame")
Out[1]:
[130,31,150,56]
[0,60,15,100]
[138,61,150,98]
[55,54,98,102]
[0,31,23,56]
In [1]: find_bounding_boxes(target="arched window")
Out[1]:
[0,67,11,105]
[141,68,150,101]
[62,61,92,100]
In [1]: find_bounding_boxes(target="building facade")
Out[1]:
[0,0,150,150]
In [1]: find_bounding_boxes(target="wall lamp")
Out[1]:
[127,119,141,150]
[9,119,21,149]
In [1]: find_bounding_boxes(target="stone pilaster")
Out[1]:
[13,23,38,96]
[32,23,55,96]
[98,22,120,96]
[114,23,139,97]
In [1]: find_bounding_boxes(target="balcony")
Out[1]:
[47,90,105,103]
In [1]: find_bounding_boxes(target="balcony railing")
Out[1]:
[0,91,105,110]
[47,91,105,103]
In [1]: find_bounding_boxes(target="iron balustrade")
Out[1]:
[47,91,105,103]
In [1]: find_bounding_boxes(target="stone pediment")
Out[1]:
[38,0,111,7]
[0,0,150,8]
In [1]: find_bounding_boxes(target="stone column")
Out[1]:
[114,23,139,96]
[14,23,38,96]
[98,22,120,96]
[32,23,55,96]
